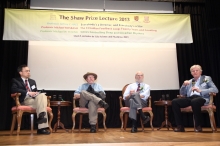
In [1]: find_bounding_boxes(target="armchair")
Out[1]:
[10,93,53,135]
[119,84,154,131]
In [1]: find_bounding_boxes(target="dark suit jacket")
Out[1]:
[11,77,37,103]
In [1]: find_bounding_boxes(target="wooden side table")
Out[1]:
[50,101,71,132]
[154,100,173,130]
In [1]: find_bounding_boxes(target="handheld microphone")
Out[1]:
[192,79,195,92]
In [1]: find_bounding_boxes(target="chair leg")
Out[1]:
[102,112,107,131]
[79,114,83,132]
[48,111,53,133]
[120,112,124,131]
[124,113,128,131]
[193,115,195,131]
[212,114,217,132]
[10,114,16,135]
[207,109,217,132]
[30,114,34,134]
[16,110,23,135]
[71,112,77,133]
[140,116,144,131]
[96,117,99,132]
[148,111,154,131]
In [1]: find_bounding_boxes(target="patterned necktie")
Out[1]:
[137,83,141,91]
[25,80,30,92]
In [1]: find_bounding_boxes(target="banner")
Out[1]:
[3,9,193,43]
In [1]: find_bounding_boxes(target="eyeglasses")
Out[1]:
[191,70,200,73]
[136,75,143,77]
[22,70,30,73]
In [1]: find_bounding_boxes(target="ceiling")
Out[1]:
[112,0,205,3]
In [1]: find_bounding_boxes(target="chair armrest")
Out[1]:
[148,96,152,107]
[11,93,21,107]
[47,96,51,107]
[208,93,216,105]
[119,96,124,108]
[72,96,77,108]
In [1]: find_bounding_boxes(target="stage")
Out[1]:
[0,128,220,146]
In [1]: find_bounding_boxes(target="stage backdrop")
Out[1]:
[3,9,192,43]
[22,2,181,91]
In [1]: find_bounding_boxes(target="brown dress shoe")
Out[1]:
[174,125,185,132]
[195,126,202,132]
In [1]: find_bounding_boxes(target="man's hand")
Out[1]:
[191,87,201,92]
[74,94,80,99]
[183,80,190,86]
[140,95,145,98]
[130,90,135,96]
[28,92,38,97]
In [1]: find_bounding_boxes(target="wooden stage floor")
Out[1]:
[0,128,220,146]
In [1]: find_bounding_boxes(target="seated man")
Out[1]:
[11,65,50,135]
[172,64,218,132]
[74,72,109,133]
[123,71,150,133]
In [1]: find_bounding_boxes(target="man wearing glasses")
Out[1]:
[11,65,50,135]
[123,71,150,133]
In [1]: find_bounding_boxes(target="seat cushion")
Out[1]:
[11,106,52,112]
[120,107,130,112]
[181,106,192,112]
[73,107,88,113]
[73,107,105,113]
[142,107,152,111]
[201,105,216,110]
[120,107,152,112]
[181,105,216,112]
[97,108,105,112]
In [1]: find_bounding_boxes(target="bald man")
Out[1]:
[123,71,150,133]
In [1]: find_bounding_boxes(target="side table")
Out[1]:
[154,100,173,130]
[50,101,71,132]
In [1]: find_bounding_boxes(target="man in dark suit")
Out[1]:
[11,64,50,135]
[172,65,218,132]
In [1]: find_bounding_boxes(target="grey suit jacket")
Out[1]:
[180,75,218,104]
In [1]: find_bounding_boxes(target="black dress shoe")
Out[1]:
[90,125,96,133]
[37,129,50,135]
[142,116,150,124]
[37,112,47,124]
[131,126,137,133]
[174,125,185,132]
[98,100,109,110]
[195,126,202,132]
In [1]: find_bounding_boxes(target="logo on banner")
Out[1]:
[143,16,150,23]
[134,16,139,22]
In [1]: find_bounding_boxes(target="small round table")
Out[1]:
[154,100,173,130]
[50,101,71,132]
